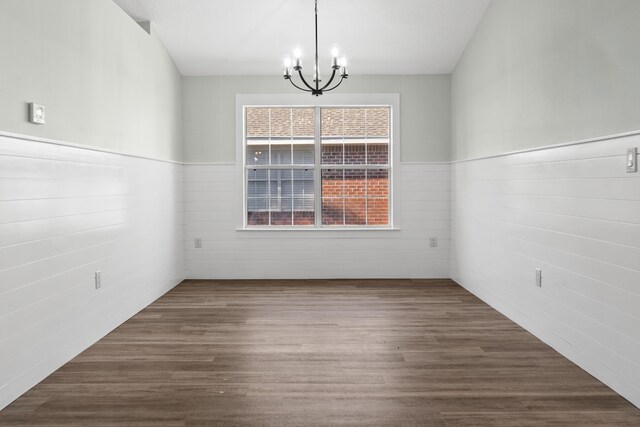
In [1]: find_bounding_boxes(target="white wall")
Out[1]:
[184,162,450,279]
[452,0,640,160]
[181,90,451,279]
[451,0,640,408]
[0,0,182,161]
[0,133,184,410]
[0,0,184,410]
[451,133,640,407]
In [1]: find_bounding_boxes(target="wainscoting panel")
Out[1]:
[451,133,640,408]
[0,133,184,410]
[183,163,451,279]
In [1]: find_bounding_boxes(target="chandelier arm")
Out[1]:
[322,75,346,93]
[296,68,315,91]
[319,67,338,92]
[287,77,313,92]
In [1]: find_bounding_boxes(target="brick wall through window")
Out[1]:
[245,106,390,227]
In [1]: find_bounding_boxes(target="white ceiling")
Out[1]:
[112,0,491,76]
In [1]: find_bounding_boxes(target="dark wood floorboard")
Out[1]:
[1,279,639,426]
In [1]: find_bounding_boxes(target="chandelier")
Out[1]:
[283,0,348,96]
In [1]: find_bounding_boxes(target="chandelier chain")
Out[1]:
[283,0,348,96]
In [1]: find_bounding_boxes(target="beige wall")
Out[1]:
[452,0,640,160]
[0,0,182,161]
[182,74,450,163]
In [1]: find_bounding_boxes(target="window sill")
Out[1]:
[236,227,401,232]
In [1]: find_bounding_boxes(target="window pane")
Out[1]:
[344,144,366,165]
[292,108,314,137]
[293,142,314,164]
[270,108,291,137]
[271,144,292,165]
[345,198,366,225]
[322,169,344,198]
[247,180,268,198]
[367,144,388,165]
[246,108,270,137]
[366,108,389,137]
[281,178,292,198]
[247,197,268,211]
[248,168,267,180]
[247,211,269,225]
[247,169,315,227]
[344,108,365,137]
[367,168,389,225]
[294,197,314,211]
[271,211,292,225]
[322,198,344,225]
[321,108,343,137]
[281,198,293,211]
[246,145,268,165]
[269,177,279,198]
[367,198,388,225]
[367,169,389,198]
[321,143,343,165]
[294,209,315,226]
[344,169,366,197]
[293,169,314,197]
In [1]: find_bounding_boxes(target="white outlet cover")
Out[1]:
[29,103,46,124]
[535,269,542,287]
[95,271,102,289]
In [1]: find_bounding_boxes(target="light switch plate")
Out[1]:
[28,103,45,124]
[627,148,637,173]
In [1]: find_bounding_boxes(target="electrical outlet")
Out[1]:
[194,238,202,249]
[627,148,637,173]
[429,237,438,248]
[95,271,102,289]
[535,269,542,287]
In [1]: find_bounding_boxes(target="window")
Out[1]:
[243,105,392,228]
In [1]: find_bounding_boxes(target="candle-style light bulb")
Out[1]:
[293,47,303,69]
[330,46,339,68]
[283,57,292,78]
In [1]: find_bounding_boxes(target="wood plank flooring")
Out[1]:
[1,279,639,426]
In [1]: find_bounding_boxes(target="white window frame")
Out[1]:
[236,94,400,230]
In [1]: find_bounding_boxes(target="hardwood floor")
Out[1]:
[1,279,639,426]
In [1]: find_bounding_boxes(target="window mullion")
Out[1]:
[314,106,322,227]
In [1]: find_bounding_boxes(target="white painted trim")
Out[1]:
[183,162,236,166]
[400,161,451,165]
[452,129,640,164]
[236,227,401,232]
[7,127,638,167]
[0,130,182,164]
